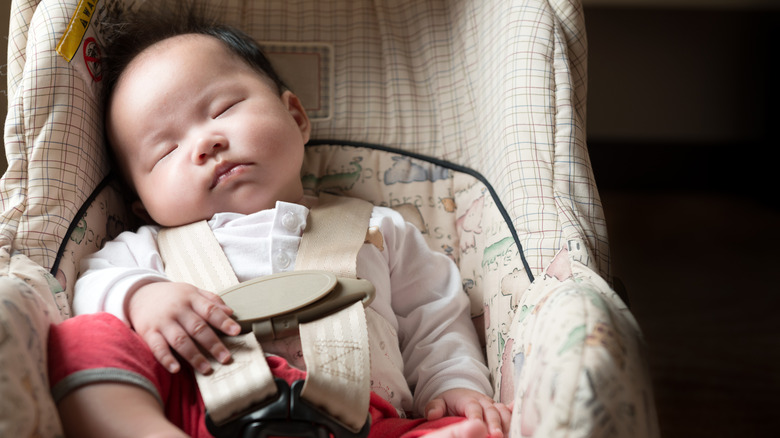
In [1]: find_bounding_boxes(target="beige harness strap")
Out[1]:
[157,221,239,291]
[158,222,277,425]
[296,193,373,431]
[157,194,374,431]
[296,193,372,277]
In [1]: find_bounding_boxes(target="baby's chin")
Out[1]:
[148,193,307,227]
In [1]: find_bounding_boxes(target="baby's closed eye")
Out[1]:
[154,144,179,166]
[212,98,245,119]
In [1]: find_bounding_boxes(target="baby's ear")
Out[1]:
[131,200,155,225]
[281,91,311,144]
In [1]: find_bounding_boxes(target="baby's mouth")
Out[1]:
[210,162,245,189]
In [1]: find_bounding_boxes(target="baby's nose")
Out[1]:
[193,135,227,161]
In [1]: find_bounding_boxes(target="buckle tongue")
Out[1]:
[220,270,375,341]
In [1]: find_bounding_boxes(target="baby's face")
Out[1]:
[107,34,310,227]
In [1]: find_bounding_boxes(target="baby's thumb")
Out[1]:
[425,398,446,421]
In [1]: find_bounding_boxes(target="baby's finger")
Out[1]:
[463,399,485,422]
[142,330,181,374]
[481,403,505,438]
[195,290,241,336]
[162,323,212,375]
[197,289,234,314]
[180,313,232,366]
[496,403,512,435]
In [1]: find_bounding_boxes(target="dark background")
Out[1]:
[586,5,780,437]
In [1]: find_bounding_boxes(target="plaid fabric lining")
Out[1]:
[2,0,608,277]
[2,0,109,270]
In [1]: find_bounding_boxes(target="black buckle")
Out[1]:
[206,378,371,438]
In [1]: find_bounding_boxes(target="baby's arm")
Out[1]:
[74,226,241,374]
[369,208,511,435]
[127,281,242,374]
[425,388,512,438]
[376,209,492,410]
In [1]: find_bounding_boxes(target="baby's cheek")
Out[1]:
[149,191,204,227]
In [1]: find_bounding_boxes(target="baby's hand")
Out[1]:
[127,281,242,375]
[425,388,511,438]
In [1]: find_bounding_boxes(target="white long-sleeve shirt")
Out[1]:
[74,200,492,415]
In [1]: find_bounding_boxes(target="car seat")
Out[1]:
[0,0,659,436]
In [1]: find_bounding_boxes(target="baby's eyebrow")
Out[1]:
[187,84,228,116]
[140,128,178,163]
[145,132,166,147]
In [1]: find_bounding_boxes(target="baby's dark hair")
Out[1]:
[100,1,286,110]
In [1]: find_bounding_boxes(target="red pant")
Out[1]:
[48,313,462,437]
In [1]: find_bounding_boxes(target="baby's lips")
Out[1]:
[210,162,240,189]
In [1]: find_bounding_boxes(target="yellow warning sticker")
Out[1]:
[56,0,98,62]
